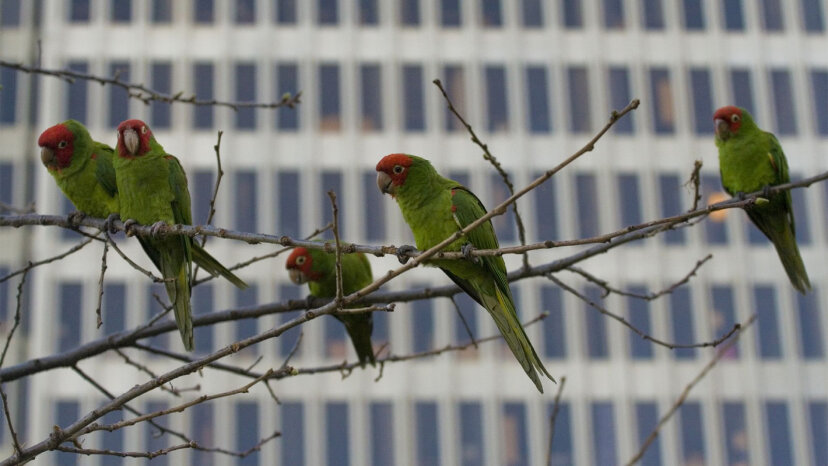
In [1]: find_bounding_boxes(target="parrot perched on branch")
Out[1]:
[113,119,247,351]
[376,153,554,392]
[286,244,376,367]
[714,106,811,294]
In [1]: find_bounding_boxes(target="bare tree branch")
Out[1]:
[0,237,97,285]
[546,376,567,466]
[328,191,345,306]
[94,241,109,328]
[0,384,22,456]
[56,443,194,459]
[0,270,27,367]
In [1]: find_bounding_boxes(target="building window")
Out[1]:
[811,70,828,135]
[362,171,386,241]
[191,404,214,465]
[591,402,617,465]
[412,283,435,352]
[682,0,705,30]
[107,62,130,128]
[801,0,825,32]
[415,402,441,465]
[276,63,300,130]
[703,174,729,244]
[402,64,425,131]
[0,67,16,124]
[146,283,169,351]
[754,285,782,358]
[490,173,516,242]
[150,62,172,129]
[440,0,461,26]
[325,309,347,359]
[809,402,828,465]
[608,66,634,133]
[525,66,551,133]
[627,286,653,359]
[191,169,214,224]
[575,173,600,238]
[400,0,419,25]
[770,69,797,135]
[711,285,739,358]
[796,290,823,359]
[235,286,259,355]
[65,61,88,123]
[690,68,714,135]
[55,401,80,464]
[235,0,255,23]
[360,64,383,131]
[722,0,744,31]
[722,402,750,464]
[541,285,566,358]
[641,0,664,30]
[276,170,301,238]
[1,0,20,26]
[442,65,466,132]
[453,293,478,345]
[235,402,258,463]
[193,62,214,129]
[567,66,591,133]
[235,63,257,130]
[603,0,624,29]
[502,403,529,466]
[278,285,303,357]
[58,283,82,351]
[659,174,686,244]
[765,401,794,465]
[617,173,643,227]
[111,0,131,22]
[521,0,543,27]
[670,287,696,359]
[359,0,378,25]
[281,402,305,465]
[562,0,582,28]
[319,63,341,131]
[459,402,485,465]
[584,286,608,358]
[791,175,812,244]
[635,402,662,466]
[649,68,675,134]
[318,0,338,25]
[371,403,395,465]
[69,0,90,22]
[730,68,755,115]
[192,283,214,354]
[533,173,558,239]
[0,266,8,322]
[0,163,11,209]
[481,0,502,27]
[548,402,573,465]
[234,170,258,232]
[193,0,213,23]
[100,411,124,460]
[151,0,172,23]
[680,402,707,464]
[103,283,126,335]
[320,171,345,239]
[485,65,509,132]
[275,0,297,23]
[760,0,784,31]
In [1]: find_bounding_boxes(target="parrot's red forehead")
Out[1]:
[713,106,741,121]
[117,119,150,134]
[38,123,73,147]
[375,153,413,173]
[286,247,309,267]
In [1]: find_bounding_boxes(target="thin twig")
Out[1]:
[95,241,109,329]
[0,269,27,367]
[205,131,224,227]
[114,349,183,397]
[0,236,96,284]
[56,443,194,459]
[449,296,478,348]
[327,191,344,306]
[104,230,167,283]
[0,384,22,455]
[685,160,704,212]
[546,376,567,466]
[0,200,35,215]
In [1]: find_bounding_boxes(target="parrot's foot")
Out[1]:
[102,213,121,235]
[304,294,317,309]
[67,211,86,227]
[149,221,168,238]
[461,243,478,263]
[761,184,773,199]
[735,191,746,201]
[395,245,416,264]
[122,219,138,237]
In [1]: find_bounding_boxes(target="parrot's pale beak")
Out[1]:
[123,128,140,155]
[714,118,730,140]
[377,171,395,196]
[40,147,55,167]
[288,268,306,285]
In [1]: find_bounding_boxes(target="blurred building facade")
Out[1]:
[1,0,827,464]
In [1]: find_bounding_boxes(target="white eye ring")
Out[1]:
[731,114,740,123]
[57,141,67,149]
[393,165,404,174]
[295,256,306,265]
[141,126,148,134]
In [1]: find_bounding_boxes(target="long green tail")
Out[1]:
[163,254,194,351]
[192,245,249,289]
[336,314,376,367]
[747,208,811,294]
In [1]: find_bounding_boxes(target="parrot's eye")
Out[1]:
[731,114,740,123]
[295,256,306,265]
[57,141,67,149]
[393,165,404,174]
[141,126,148,134]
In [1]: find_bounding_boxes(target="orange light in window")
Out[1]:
[708,192,730,222]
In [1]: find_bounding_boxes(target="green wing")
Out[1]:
[165,155,193,226]
[766,132,795,234]
[93,143,118,198]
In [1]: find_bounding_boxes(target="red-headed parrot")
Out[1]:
[286,245,376,367]
[114,119,247,351]
[714,106,811,294]
[376,153,554,392]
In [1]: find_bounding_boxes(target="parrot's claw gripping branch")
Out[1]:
[67,211,86,227]
[122,219,139,236]
[460,243,479,263]
[102,213,121,235]
[150,221,168,238]
[394,245,416,264]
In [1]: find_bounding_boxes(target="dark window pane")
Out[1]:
[627,286,653,359]
[412,283,434,352]
[809,402,828,466]
[191,169,214,224]
[533,172,558,240]
[548,402,573,466]
[635,402,661,466]
[485,66,509,132]
[567,66,591,133]
[791,175,811,244]
[363,171,386,241]
[460,402,485,466]
[541,285,566,358]
[152,0,172,22]
[502,403,528,466]
[371,403,394,465]
[526,66,551,133]
[812,70,828,135]
[584,286,608,358]
[722,0,744,30]
[711,285,739,358]
[111,0,131,22]
[649,68,675,134]
[402,64,425,131]
[641,0,664,29]
[66,61,88,122]
[235,63,257,129]
[61,196,83,240]
[754,285,782,358]
[276,170,301,238]
[326,403,349,466]
[0,163,11,208]
[0,266,8,322]
[603,0,624,28]
[730,69,755,114]
[192,283,214,354]
[318,0,338,24]
[276,0,297,23]
[319,64,341,131]
[690,68,714,134]
[760,0,783,30]
[797,289,823,358]
[575,173,600,238]
[481,0,502,26]
[400,0,420,25]
[108,62,130,128]
[144,401,169,465]
[722,402,749,465]
[360,64,383,131]
[236,402,259,466]
[193,63,214,129]
[415,402,440,465]
[278,285,303,358]
[617,174,642,226]
[235,170,258,234]
[770,69,797,135]
[276,63,300,130]
[56,401,80,466]
[235,286,259,355]
[659,174,686,244]
[103,283,126,335]
[70,0,90,21]
[440,0,461,26]
[236,0,255,23]
[703,174,729,244]
[146,283,169,350]
[281,402,305,466]
[521,0,542,27]
[765,402,793,465]
[562,0,582,28]
[490,172,516,242]
[682,0,704,30]
[608,67,633,133]
[443,65,466,131]
[0,0,20,28]
[0,67,16,124]
[193,0,213,23]
[319,171,344,240]
[670,287,696,359]
[359,0,378,24]
[591,402,616,466]
[99,410,124,466]
[679,402,706,464]
[325,308,346,360]
[190,404,213,466]
[453,293,478,343]
[801,0,825,32]
[150,62,172,128]
[59,283,82,351]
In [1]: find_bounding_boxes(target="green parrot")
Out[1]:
[286,245,376,367]
[714,105,811,294]
[114,119,247,351]
[38,120,119,219]
[376,154,554,392]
